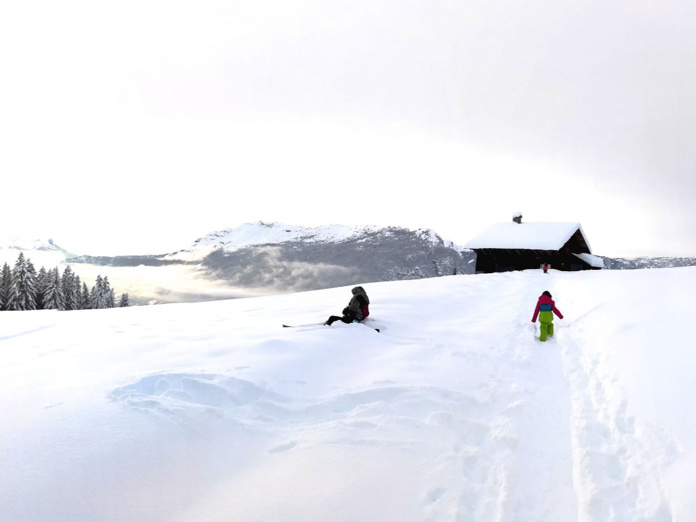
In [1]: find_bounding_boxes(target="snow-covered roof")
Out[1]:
[573,253,604,268]
[466,222,592,252]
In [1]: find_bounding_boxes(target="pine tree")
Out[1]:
[90,275,106,309]
[7,253,37,311]
[61,266,77,311]
[80,282,90,310]
[89,275,100,309]
[73,274,83,310]
[27,259,37,280]
[119,293,130,307]
[1,262,12,311]
[103,277,116,308]
[35,267,48,310]
[43,268,65,311]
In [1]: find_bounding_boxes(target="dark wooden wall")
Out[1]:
[473,247,597,273]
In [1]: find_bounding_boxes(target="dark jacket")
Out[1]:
[344,286,370,321]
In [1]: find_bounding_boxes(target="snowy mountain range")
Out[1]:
[0,238,72,268]
[174,222,474,291]
[601,256,696,270]
[2,222,696,303]
[62,222,476,296]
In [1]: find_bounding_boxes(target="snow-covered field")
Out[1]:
[2,267,694,521]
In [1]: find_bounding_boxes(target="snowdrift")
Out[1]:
[1,267,695,521]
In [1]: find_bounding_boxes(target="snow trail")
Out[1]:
[557,274,678,521]
[560,322,676,521]
[472,272,577,521]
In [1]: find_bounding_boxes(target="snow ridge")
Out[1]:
[178,221,450,257]
[195,222,381,251]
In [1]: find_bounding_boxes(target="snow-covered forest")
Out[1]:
[0,252,128,311]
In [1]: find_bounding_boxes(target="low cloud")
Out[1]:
[67,263,269,305]
[213,246,363,293]
[65,247,364,305]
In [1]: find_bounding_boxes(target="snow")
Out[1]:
[0,238,70,268]
[179,222,384,257]
[466,222,591,252]
[2,267,695,521]
[0,237,60,252]
[573,252,605,268]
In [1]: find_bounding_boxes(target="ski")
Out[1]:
[283,323,379,333]
[359,323,380,332]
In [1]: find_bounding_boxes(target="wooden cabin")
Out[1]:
[466,214,604,273]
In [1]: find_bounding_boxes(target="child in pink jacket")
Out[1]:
[532,291,563,341]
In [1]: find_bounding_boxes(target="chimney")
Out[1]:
[512,212,523,224]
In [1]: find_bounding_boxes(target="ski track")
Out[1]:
[106,274,680,522]
[560,316,678,522]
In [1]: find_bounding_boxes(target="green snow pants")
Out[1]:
[539,321,554,342]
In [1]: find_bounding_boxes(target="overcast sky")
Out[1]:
[1,0,695,257]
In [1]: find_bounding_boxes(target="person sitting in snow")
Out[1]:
[325,286,370,326]
[532,290,563,341]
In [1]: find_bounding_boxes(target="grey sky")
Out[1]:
[1,0,695,257]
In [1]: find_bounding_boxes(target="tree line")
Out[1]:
[0,253,129,311]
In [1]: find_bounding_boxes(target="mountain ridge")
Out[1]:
[2,222,696,303]
[188,222,474,292]
[165,222,454,260]
[4,221,696,273]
